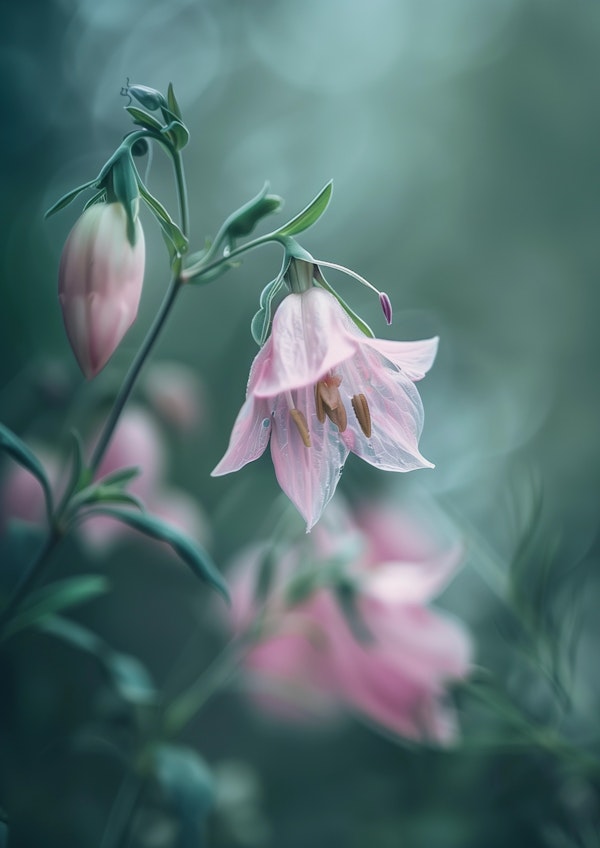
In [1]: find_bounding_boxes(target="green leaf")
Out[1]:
[2,575,109,639]
[167,83,183,120]
[153,744,214,835]
[275,181,333,238]
[38,614,106,655]
[107,652,157,705]
[314,269,374,338]
[250,257,289,346]
[137,179,188,254]
[226,182,283,240]
[0,423,53,519]
[125,105,164,132]
[44,178,98,218]
[163,120,189,152]
[83,190,107,211]
[91,508,229,602]
[96,466,141,487]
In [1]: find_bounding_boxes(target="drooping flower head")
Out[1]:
[213,259,438,529]
[58,201,145,379]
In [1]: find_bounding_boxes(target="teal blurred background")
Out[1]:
[1,0,600,846]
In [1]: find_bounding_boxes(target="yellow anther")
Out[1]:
[290,408,311,447]
[325,402,348,433]
[351,393,371,438]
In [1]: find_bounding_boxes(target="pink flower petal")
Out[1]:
[211,395,271,476]
[253,289,357,398]
[340,352,434,472]
[269,387,348,530]
[362,336,439,381]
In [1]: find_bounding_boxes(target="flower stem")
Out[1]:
[0,527,62,636]
[89,274,183,474]
[100,771,144,848]
[172,150,189,239]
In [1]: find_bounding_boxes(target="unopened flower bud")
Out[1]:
[58,203,145,379]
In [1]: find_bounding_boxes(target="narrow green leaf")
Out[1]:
[91,508,229,602]
[125,105,164,132]
[38,614,106,655]
[0,423,53,518]
[275,181,333,237]
[163,120,189,151]
[44,178,98,218]
[3,575,109,639]
[226,182,283,239]
[167,83,183,120]
[83,190,107,211]
[137,180,188,253]
[97,466,140,487]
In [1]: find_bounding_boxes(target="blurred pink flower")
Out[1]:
[144,361,207,433]
[228,503,471,744]
[58,202,145,379]
[83,407,209,551]
[0,408,208,552]
[213,286,438,530]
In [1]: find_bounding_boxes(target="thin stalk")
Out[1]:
[172,150,189,238]
[100,771,144,848]
[89,275,182,473]
[183,232,283,282]
[0,527,61,635]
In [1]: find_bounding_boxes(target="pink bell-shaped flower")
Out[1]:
[58,202,145,379]
[213,285,437,530]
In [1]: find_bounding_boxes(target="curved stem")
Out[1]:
[0,527,62,636]
[172,150,189,238]
[183,232,284,283]
[89,275,183,474]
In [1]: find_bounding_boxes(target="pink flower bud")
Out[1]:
[58,202,145,379]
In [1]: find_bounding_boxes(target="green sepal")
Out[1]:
[89,508,230,602]
[162,120,189,152]
[313,267,375,338]
[167,83,183,120]
[274,180,333,237]
[250,255,290,346]
[83,190,107,211]
[44,178,99,219]
[136,178,188,255]
[0,423,53,520]
[1,575,109,640]
[125,105,164,133]
[226,182,283,240]
[110,150,140,247]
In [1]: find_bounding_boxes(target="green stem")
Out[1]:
[163,636,249,736]
[100,771,144,848]
[183,231,284,283]
[89,275,183,474]
[172,150,189,238]
[0,527,62,636]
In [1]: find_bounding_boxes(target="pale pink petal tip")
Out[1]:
[379,291,393,325]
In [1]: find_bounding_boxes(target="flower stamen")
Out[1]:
[351,393,372,438]
[290,408,311,447]
[315,376,347,433]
